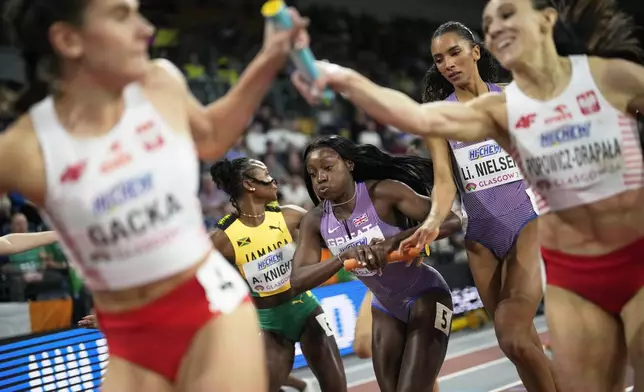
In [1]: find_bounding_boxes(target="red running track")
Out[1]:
[348,330,634,392]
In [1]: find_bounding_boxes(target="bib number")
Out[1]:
[315,313,334,337]
[452,140,523,193]
[434,302,453,336]
[241,244,294,295]
[197,253,249,314]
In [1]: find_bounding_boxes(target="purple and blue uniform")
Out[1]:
[320,182,449,322]
[446,83,537,260]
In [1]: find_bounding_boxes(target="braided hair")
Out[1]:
[210,157,257,214]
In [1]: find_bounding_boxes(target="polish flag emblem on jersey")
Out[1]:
[136,120,165,151]
[576,90,600,116]
[352,213,369,226]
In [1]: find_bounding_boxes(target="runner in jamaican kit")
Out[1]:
[209,158,346,392]
[290,136,461,392]
[399,21,556,392]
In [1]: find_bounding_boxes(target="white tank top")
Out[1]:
[506,55,644,214]
[30,84,213,290]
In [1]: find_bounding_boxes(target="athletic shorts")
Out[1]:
[369,261,451,323]
[542,237,644,315]
[258,291,321,342]
[96,251,250,381]
[465,199,537,260]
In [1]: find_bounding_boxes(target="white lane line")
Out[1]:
[343,326,545,375]
[332,318,548,389]
[488,380,522,392]
[485,380,635,391]
[348,356,513,388]
[438,357,509,382]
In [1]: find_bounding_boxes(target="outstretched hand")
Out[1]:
[399,224,439,267]
[290,61,353,105]
[261,7,310,61]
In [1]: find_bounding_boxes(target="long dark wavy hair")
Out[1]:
[422,21,499,103]
[302,135,435,211]
[531,0,643,62]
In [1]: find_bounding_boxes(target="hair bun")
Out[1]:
[210,159,235,190]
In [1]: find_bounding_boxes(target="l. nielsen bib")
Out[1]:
[452,140,523,193]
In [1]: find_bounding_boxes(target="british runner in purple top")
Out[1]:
[289,136,461,392]
[397,22,556,392]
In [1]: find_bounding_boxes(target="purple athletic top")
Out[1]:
[445,83,532,220]
[320,182,448,321]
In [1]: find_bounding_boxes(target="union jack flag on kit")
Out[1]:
[352,213,369,226]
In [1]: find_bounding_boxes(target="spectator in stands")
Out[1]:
[281,175,311,209]
[2,213,65,300]
[262,140,289,181]
[224,136,249,160]
[356,119,383,148]
[183,52,206,80]
[246,121,269,156]
[255,105,273,132]
[285,143,303,175]
[6,213,42,275]
[215,56,239,88]
[199,173,227,219]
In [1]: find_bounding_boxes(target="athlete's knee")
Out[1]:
[496,329,533,363]
[494,304,535,363]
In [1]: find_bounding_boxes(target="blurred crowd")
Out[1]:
[0,1,477,305]
[154,1,469,224]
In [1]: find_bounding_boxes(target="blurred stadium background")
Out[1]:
[0,0,642,391]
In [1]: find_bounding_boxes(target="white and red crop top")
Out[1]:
[30,84,213,291]
[505,55,644,214]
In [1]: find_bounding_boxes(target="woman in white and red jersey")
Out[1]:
[1,0,308,390]
[292,0,644,390]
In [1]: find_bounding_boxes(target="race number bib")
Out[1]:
[241,243,295,295]
[197,251,249,314]
[327,226,386,277]
[453,140,523,193]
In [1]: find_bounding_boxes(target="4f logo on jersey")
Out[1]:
[60,160,88,184]
[515,113,536,129]
[576,91,600,116]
